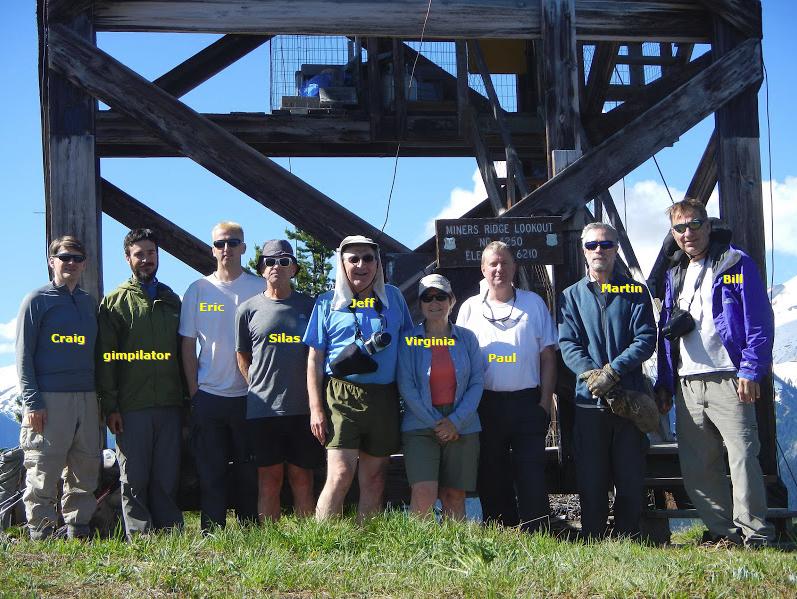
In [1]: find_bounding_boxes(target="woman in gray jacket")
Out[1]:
[397,274,484,519]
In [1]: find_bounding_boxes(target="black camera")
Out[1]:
[662,306,696,341]
[362,331,392,355]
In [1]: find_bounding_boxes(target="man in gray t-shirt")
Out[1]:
[235,239,323,521]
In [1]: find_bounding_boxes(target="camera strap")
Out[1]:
[349,295,385,341]
[675,258,709,312]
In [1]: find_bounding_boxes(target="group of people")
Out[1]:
[16,198,775,546]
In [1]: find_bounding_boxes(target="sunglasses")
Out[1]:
[52,253,86,264]
[672,219,706,234]
[345,254,376,265]
[212,238,242,249]
[583,240,616,251]
[262,257,294,267]
[421,292,450,303]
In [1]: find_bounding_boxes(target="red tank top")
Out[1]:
[429,346,456,407]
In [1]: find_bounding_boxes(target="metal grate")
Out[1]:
[268,36,518,113]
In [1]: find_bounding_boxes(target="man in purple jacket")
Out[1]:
[655,199,774,547]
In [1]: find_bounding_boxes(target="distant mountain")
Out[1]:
[0,364,20,449]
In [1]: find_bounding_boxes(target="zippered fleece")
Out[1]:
[558,273,657,405]
[656,232,774,393]
[96,276,185,415]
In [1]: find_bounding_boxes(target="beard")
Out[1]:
[133,263,157,283]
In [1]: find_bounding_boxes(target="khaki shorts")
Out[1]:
[325,377,400,457]
[402,405,480,491]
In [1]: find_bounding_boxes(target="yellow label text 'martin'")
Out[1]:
[601,283,643,293]
[404,337,455,348]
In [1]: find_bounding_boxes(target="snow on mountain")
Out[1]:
[0,364,19,421]
[771,276,797,363]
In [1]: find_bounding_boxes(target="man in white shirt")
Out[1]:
[456,241,558,532]
[180,221,264,530]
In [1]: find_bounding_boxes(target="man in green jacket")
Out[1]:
[97,228,185,537]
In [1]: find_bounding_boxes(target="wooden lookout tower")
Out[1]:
[37,0,789,531]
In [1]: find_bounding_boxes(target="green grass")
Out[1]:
[1,513,795,598]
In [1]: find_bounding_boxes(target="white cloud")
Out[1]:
[423,167,497,239]
[0,318,14,354]
[762,176,797,256]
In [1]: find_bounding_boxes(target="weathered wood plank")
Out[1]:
[455,40,469,139]
[367,38,382,141]
[48,24,409,253]
[504,38,762,220]
[154,34,271,98]
[469,112,504,215]
[541,0,581,177]
[685,128,718,203]
[95,111,547,157]
[469,40,530,198]
[93,1,712,41]
[39,4,103,300]
[627,43,645,87]
[101,180,216,275]
[391,39,406,140]
[585,51,712,143]
[697,0,762,38]
[583,42,619,115]
[47,0,93,22]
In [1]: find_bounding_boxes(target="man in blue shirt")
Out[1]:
[16,236,100,539]
[304,235,413,520]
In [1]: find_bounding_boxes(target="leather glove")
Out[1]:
[583,364,620,397]
[578,369,603,392]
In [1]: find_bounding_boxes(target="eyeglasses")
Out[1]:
[421,292,450,303]
[262,257,294,267]
[345,254,376,265]
[52,254,86,264]
[672,219,706,234]
[583,240,616,251]
[213,238,242,249]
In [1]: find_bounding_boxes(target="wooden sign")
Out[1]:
[435,217,563,268]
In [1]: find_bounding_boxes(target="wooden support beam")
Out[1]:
[712,19,774,476]
[541,0,581,177]
[48,24,409,254]
[469,40,530,198]
[39,3,103,300]
[367,38,382,141]
[685,128,718,203]
[101,180,216,275]
[627,43,646,87]
[153,34,271,98]
[583,42,619,115]
[469,112,505,215]
[47,0,93,22]
[455,41,469,139]
[505,38,762,220]
[93,1,713,42]
[697,0,762,38]
[585,51,712,144]
[391,39,406,140]
[95,111,547,158]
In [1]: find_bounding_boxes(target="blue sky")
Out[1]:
[1,3,796,367]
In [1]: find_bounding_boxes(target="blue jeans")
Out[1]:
[477,389,550,532]
[191,391,258,529]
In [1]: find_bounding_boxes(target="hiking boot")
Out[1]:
[744,534,773,549]
[66,523,92,540]
[28,524,55,541]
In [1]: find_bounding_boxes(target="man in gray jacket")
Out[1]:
[558,223,656,539]
[16,236,100,540]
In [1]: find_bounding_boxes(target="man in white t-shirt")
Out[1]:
[180,221,264,530]
[456,241,558,532]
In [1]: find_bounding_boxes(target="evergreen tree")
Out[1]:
[246,229,334,296]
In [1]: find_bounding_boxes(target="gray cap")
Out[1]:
[261,239,295,258]
[338,235,379,253]
[418,274,452,297]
